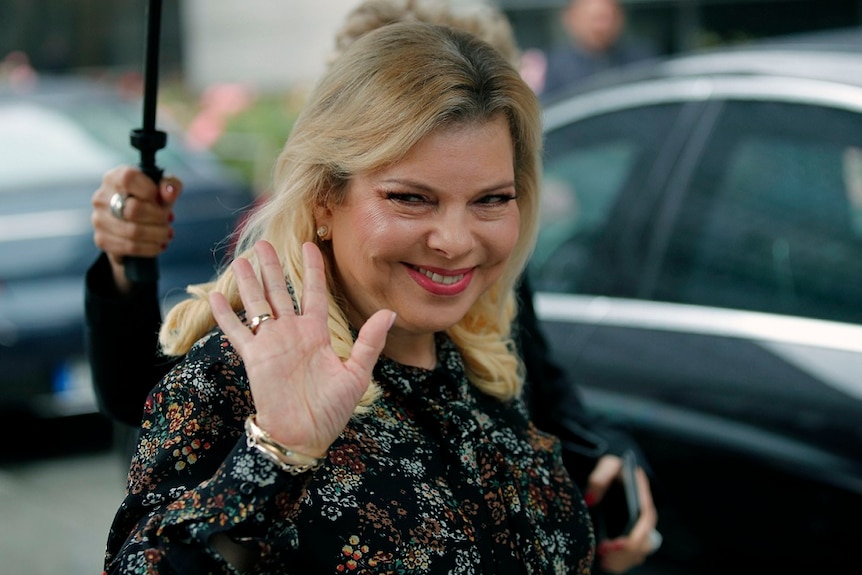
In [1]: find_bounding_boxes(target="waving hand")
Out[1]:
[209,240,395,458]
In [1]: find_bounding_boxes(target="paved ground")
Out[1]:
[0,448,126,575]
[0,413,124,575]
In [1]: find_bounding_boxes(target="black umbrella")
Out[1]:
[127,0,167,283]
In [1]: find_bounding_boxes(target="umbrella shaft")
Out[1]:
[142,0,163,131]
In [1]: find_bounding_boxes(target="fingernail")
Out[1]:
[168,212,175,223]
[166,183,175,195]
[388,312,397,330]
[584,492,597,507]
[168,229,174,239]
[161,243,168,250]
[596,543,607,558]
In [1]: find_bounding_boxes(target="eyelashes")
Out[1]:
[384,191,517,206]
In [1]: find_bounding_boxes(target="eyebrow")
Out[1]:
[378,177,517,194]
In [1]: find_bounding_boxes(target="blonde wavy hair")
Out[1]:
[159,21,543,411]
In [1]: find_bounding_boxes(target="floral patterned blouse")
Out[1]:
[104,328,595,574]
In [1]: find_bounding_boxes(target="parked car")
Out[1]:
[530,28,862,573]
[0,75,255,421]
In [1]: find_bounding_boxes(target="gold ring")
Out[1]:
[248,313,273,334]
[109,192,127,220]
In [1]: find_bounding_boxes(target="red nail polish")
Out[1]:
[168,212,175,223]
[584,492,597,507]
[168,229,174,239]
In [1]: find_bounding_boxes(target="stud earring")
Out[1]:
[316,225,329,238]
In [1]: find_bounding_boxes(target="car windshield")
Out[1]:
[0,87,216,193]
[0,102,127,189]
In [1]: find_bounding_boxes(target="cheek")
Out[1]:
[493,212,521,257]
[332,206,403,258]
[359,210,395,237]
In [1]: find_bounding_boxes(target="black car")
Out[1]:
[0,75,255,420]
[530,29,862,573]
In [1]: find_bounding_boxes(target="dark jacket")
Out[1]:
[84,253,176,426]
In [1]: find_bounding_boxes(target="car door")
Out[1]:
[642,94,862,568]
[532,76,862,571]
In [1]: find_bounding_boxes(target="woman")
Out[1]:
[104,21,594,574]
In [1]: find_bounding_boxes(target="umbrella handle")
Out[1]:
[126,129,166,282]
[126,0,166,283]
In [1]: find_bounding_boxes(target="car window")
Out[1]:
[531,104,683,294]
[0,103,125,188]
[653,100,862,324]
[0,96,221,192]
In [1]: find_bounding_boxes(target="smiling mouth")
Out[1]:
[416,266,466,285]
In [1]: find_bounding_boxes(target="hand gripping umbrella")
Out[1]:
[127,0,167,283]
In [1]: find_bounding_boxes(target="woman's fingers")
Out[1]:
[254,240,296,320]
[232,256,273,326]
[209,239,395,454]
[215,241,322,346]
[585,454,622,506]
[299,242,329,319]
[628,468,659,550]
[210,290,252,347]
[158,175,182,209]
[597,466,659,573]
[91,166,177,258]
[212,240,396,362]
[92,211,171,257]
[98,166,167,222]
[349,308,396,377]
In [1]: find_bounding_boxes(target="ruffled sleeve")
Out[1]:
[104,329,316,575]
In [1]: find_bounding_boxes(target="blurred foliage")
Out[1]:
[160,81,307,195]
[211,93,304,194]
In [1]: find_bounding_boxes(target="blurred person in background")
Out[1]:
[86,1,660,572]
[539,0,657,99]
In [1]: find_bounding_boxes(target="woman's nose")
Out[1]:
[426,212,473,258]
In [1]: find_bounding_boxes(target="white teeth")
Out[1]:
[419,268,464,285]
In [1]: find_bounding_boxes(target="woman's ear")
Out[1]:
[313,204,333,241]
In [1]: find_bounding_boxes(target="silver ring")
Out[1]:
[648,529,663,554]
[248,313,273,334]
[109,192,127,220]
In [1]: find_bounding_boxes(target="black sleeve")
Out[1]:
[514,274,649,486]
[84,253,180,426]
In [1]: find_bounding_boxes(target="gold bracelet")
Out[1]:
[244,415,327,475]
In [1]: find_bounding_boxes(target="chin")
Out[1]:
[398,310,466,334]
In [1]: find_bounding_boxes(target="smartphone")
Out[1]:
[590,449,640,540]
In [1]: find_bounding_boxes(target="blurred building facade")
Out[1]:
[1,0,860,91]
[505,0,862,57]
